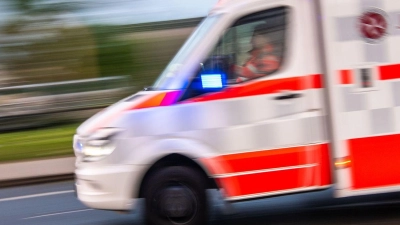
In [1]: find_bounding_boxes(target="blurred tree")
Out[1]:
[0,0,99,84]
[89,25,135,79]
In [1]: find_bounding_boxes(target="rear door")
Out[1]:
[319,0,400,197]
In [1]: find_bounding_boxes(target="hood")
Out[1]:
[76,90,182,136]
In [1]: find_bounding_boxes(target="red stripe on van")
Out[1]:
[186,74,322,103]
[209,146,309,174]
[379,64,400,80]
[202,143,331,198]
[339,70,353,84]
[348,134,400,190]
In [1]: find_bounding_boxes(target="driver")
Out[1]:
[234,23,280,83]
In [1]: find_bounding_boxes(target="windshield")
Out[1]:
[152,15,220,90]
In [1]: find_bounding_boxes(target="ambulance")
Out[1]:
[73,0,400,224]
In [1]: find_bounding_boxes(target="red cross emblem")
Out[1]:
[359,10,388,41]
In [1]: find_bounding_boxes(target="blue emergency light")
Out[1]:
[199,72,226,90]
[201,74,223,88]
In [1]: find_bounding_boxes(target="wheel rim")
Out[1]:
[152,182,198,224]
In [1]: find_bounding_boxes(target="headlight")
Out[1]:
[73,128,122,162]
[83,140,116,158]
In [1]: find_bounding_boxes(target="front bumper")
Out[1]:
[75,163,144,211]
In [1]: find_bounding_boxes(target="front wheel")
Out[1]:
[143,166,208,225]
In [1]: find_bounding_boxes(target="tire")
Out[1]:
[143,166,208,225]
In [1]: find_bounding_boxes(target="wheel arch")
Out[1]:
[137,153,220,199]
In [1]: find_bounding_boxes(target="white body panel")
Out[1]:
[74,0,327,211]
[74,0,400,212]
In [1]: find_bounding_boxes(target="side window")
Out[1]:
[182,7,288,100]
[217,7,287,83]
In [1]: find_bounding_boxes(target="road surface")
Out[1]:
[2,180,400,225]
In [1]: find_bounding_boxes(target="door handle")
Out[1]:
[274,93,302,100]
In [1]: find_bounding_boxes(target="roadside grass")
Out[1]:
[0,123,78,163]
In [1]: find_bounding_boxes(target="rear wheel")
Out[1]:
[143,166,208,225]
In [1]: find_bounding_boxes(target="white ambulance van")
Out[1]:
[73,0,400,224]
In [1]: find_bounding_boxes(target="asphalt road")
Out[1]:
[2,180,400,225]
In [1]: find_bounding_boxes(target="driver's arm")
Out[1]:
[240,54,280,79]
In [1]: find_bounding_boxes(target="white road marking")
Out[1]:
[22,209,94,220]
[0,190,74,202]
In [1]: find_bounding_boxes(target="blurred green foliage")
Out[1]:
[9,0,80,15]
[89,25,135,78]
[88,24,193,91]
[0,0,99,84]
[0,0,198,163]
[0,123,78,162]
[1,0,196,89]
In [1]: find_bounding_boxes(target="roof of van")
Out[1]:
[211,0,243,9]
[210,0,278,14]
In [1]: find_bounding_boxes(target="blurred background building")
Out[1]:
[0,0,217,162]
[0,0,217,131]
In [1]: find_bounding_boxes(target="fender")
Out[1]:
[120,136,236,196]
[123,137,218,171]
